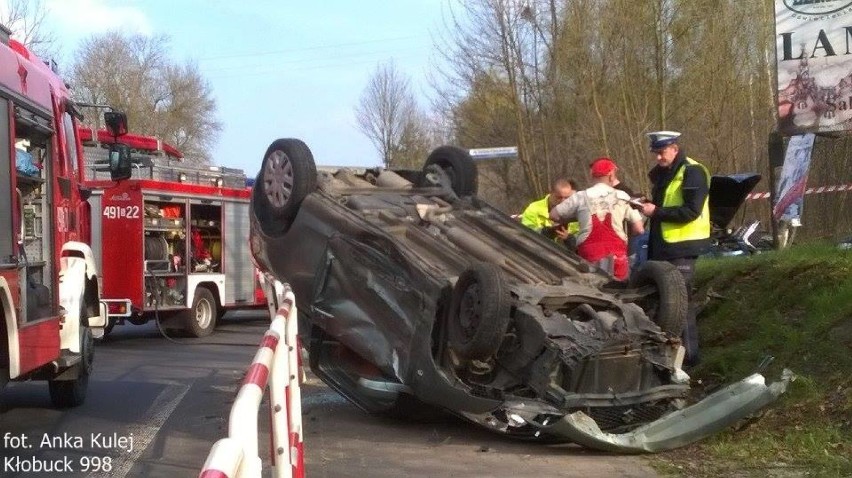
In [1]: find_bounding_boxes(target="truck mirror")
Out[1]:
[104,111,128,137]
[109,144,133,181]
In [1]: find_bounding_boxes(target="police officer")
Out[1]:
[640,131,710,366]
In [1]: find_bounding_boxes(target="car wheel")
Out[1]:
[419,145,477,197]
[183,287,217,338]
[449,263,511,361]
[629,261,687,336]
[49,323,93,408]
[251,138,317,236]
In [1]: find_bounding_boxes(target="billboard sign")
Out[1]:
[776,1,852,135]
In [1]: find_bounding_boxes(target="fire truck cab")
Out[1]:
[0,25,108,407]
[82,130,265,337]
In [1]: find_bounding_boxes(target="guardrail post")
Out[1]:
[199,277,303,478]
[272,286,303,478]
[199,439,244,478]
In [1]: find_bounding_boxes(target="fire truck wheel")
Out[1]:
[252,138,317,236]
[184,287,217,338]
[49,325,93,408]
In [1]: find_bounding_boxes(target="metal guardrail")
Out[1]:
[198,276,304,478]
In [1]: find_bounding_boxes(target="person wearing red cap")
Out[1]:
[549,158,644,280]
[591,157,648,263]
[590,157,638,197]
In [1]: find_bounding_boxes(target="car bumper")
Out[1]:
[542,369,794,453]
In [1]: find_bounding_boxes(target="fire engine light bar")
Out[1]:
[106,300,132,317]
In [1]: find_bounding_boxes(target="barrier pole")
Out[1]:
[199,276,302,478]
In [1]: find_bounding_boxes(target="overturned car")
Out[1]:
[249,139,791,452]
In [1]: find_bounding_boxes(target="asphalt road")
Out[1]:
[1,310,659,478]
[0,312,267,478]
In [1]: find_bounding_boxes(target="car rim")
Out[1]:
[424,164,453,190]
[458,284,482,339]
[195,298,212,329]
[423,164,441,185]
[264,149,294,208]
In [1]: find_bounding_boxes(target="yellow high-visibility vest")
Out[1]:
[520,195,579,236]
[661,157,711,243]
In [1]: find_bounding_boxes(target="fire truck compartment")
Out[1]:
[14,108,55,323]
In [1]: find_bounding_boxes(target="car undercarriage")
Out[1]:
[249,139,791,451]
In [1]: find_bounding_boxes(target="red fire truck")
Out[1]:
[0,25,109,406]
[81,128,265,338]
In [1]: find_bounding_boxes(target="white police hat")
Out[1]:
[647,131,681,150]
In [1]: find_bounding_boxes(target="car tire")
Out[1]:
[449,263,511,360]
[183,287,217,338]
[252,138,317,236]
[629,261,687,336]
[419,145,478,197]
[49,324,93,408]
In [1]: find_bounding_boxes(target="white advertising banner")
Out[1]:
[776,1,852,135]
[774,133,815,222]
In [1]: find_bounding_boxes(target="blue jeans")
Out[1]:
[629,231,649,267]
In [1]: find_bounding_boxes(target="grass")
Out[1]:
[651,243,852,477]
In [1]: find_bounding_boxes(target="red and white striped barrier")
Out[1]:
[198,276,303,478]
[746,183,852,200]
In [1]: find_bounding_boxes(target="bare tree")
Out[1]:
[434,0,852,241]
[438,0,778,195]
[69,31,221,164]
[391,110,436,167]
[0,0,57,60]
[355,61,423,167]
[437,0,561,199]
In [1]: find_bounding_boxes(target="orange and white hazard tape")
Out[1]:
[746,183,852,200]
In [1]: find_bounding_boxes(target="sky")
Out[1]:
[7,0,451,177]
